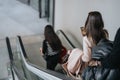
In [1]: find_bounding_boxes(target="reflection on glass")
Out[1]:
[18,0,55,25]
[40,0,49,18]
[40,0,54,25]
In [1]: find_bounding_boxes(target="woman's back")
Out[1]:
[42,25,62,70]
[44,25,62,51]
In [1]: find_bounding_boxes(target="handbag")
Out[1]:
[58,46,68,64]
[61,48,88,80]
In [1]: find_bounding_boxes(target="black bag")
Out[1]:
[82,65,120,80]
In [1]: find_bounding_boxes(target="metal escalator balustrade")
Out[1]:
[18,30,76,71]
[9,36,44,80]
[6,37,15,80]
[56,30,76,49]
[19,30,77,67]
[56,30,83,50]
[2,29,81,80]
[17,36,73,80]
[7,29,80,80]
[14,29,81,80]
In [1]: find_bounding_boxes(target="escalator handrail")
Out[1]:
[6,37,13,61]
[56,30,76,48]
[6,37,15,80]
[17,36,28,59]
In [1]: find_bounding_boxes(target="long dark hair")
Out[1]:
[44,25,62,51]
[85,11,108,44]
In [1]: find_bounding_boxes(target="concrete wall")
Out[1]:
[55,0,120,47]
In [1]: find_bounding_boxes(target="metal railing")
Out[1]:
[4,29,77,80]
[15,36,72,80]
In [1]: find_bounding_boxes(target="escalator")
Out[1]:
[7,29,75,80]
[15,29,82,79]
[5,35,71,80]
[19,30,78,74]
[0,29,82,80]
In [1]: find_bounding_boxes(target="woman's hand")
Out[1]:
[89,60,101,66]
[40,48,44,56]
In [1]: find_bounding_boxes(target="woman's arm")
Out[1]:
[40,48,44,56]
[40,40,47,56]
[82,36,92,62]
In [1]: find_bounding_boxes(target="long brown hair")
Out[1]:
[44,25,62,51]
[85,11,108,44]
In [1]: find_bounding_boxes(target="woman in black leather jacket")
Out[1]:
[82,28,120,80]
[102,28,120,69]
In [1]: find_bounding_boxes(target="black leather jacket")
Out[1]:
[82,39,120,80]
[92,39,113,61]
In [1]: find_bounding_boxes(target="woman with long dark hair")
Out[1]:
[62,11,108,79]
[82,11,109,63]
[82,12,120,80]
[40,25,62,70]
[84,11,108,45]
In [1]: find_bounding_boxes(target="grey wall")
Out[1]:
[30,0,39,11]
[55,0,120,47]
